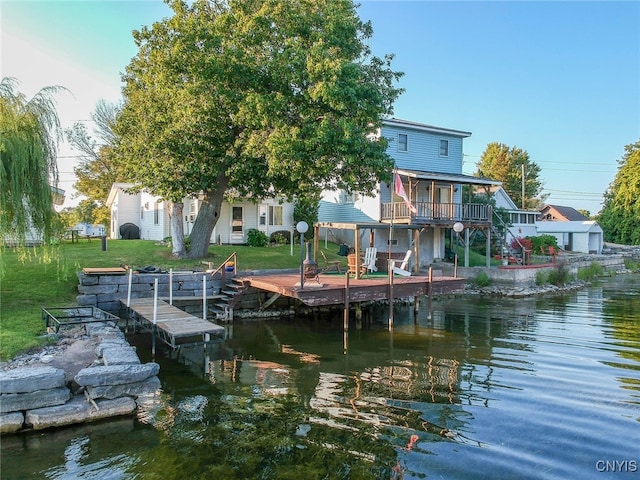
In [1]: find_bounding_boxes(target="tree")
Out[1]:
[0,77,64,245]
[113,0,403,258]
[597,140,640,244]
[475,142,545,210]
[66,100,121,227]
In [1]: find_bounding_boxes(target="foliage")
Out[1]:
[624,258,639,272]
[474,271,491,288]
[509,236,533,252]
[0,77,64,245]
[597,140,640,244]
[246,228,269,247]
[527,234,558,254]
[113,0,403,259]
[535,269,548,286]
[293,193,320,241]
[270,230,291,245]
[546,263,572,286]
[577,262,605,281]
[475,142,546,209]
[65,100,122,227]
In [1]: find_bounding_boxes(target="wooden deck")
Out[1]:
[240,272,465,307]
[120,298,226,348]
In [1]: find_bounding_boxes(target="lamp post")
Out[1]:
[453,222,464,277]
[296,221,309,289]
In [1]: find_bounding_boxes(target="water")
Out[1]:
[2,275,639,479]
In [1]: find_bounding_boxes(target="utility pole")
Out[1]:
[521,164,525,209]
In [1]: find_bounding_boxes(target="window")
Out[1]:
[398,133,408,152]
[154,202,159,225]
[259,206,267,226]
[232,206,243,233]
[439,139,449,157]
[269,206,283,226]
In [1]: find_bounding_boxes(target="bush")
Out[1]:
[624,258,639,271]
[547,263,572,286]
[535,269,548,286]
[270,230,291,245]
[577,262,604,281]
[509,236,533,252]
[529,234,558,254]
[247,228,269,247]
[474,271,491,287]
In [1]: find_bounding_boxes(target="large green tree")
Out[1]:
[597,140,640,244]
[114,0,403,258]
[475,142,545,210]
[66,100,121,227]
[0,77,63,245]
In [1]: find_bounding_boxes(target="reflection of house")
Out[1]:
[106,183,294,243]
[318,118,500,269]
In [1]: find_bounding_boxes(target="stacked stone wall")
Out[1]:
[0,322,160,434]
[76,271,222,314]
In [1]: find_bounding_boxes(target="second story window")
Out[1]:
[398,133,408,152]
[439,139,449,157]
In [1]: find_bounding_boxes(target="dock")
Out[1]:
[240,272,465,307]
[120,298,226,348]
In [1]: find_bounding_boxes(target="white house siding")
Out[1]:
[536,221,603,254]
[109,190,140,239]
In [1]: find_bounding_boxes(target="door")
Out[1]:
[231,206,244,243]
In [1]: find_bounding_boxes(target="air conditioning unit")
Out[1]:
[189,214,195,222]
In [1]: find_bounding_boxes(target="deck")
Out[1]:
[240,272,465,307]
[120,298,226,348]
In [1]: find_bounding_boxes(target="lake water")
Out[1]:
[2,274,639,479]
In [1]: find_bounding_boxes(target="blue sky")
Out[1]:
[2,1,639,214]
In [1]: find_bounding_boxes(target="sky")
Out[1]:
[2,0,639,215]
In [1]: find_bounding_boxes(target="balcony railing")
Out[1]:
[381,202,493,225]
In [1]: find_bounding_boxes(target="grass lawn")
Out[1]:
[0,239,346,360]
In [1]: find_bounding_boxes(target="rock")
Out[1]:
[0,412,25,433]
[74,363,160,387]
[25,395,136,430]
[86,376,161,400]
[101,346,141,366]
[1,387,71,414]
[0,366,66,394]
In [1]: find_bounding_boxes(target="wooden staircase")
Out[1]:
[209,277,247,322]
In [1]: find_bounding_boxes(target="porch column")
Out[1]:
[413,229,420,274]
[486,227,491,268]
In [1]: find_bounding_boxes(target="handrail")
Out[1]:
[209,251,237,277]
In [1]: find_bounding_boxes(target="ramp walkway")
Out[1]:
[121,298,225,348]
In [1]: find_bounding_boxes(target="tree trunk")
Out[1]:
[168,201,186,257]
[188,183,227,259]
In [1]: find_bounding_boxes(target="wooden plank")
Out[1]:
[82,267,127,275]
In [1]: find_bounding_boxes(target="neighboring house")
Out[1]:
[536,220,603,254]
[489,186,538,245]
[106,183,295,244]
[318,118,500,268]
[539,204,589,222]
[71,223,106,238]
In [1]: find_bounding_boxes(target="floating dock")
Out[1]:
[120,298,226,348]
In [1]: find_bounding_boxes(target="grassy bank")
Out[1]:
[0,239,344,360]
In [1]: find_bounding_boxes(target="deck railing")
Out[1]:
[381,202,492,224]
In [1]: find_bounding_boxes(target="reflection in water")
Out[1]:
[2,275,639,479]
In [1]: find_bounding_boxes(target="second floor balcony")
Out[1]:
[381,201,493,227]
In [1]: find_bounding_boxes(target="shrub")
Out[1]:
[270,230,291,245]
[535,269,548,286]
[509,236,533,252]
[247,228,269,247]
[577,262,604,281]
[529,234,558,254]
[547,263,571,286]
[474,271,491,287]
[624,258,639,271]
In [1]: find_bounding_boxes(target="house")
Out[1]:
[106,183,295,244]
[317,118,501,270]
[539,205,589,222]
[536,220,603,254]
[488,186,537,246]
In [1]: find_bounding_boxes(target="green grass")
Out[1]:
[0,239,346,360]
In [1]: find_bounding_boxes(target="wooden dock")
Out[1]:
[120,298,226,348]
[240,272,465,307]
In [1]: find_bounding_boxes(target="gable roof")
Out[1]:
[382,118,472,138]
[536,220,602,234]
[539,204,589,221]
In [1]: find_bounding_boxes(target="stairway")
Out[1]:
[209,278,247,322]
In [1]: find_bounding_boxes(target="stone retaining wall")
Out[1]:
[76,271,223,314]
[0,322,160,434]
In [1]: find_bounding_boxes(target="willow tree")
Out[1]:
[0,77,63,245]
[114,0,403,258]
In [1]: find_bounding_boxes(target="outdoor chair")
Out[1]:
[320,251,342,273]
[363,247,378,272]
[392,250,412,276]
[347,253,368,278]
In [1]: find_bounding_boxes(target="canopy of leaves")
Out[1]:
[597,140,640,244]
[475,142,545,210]
[0,77,63,244]
[113,0,403,204]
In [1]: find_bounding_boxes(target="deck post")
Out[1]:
[343,272,349,354]
[126,268,132,307]
[202,275,207,321]
[388,260,394,331]
[169,268,173,305]
[427,266,433,320]
[152,278,158,357]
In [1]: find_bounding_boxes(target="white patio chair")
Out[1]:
[363,247,378,272]
[392,250,412,276]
